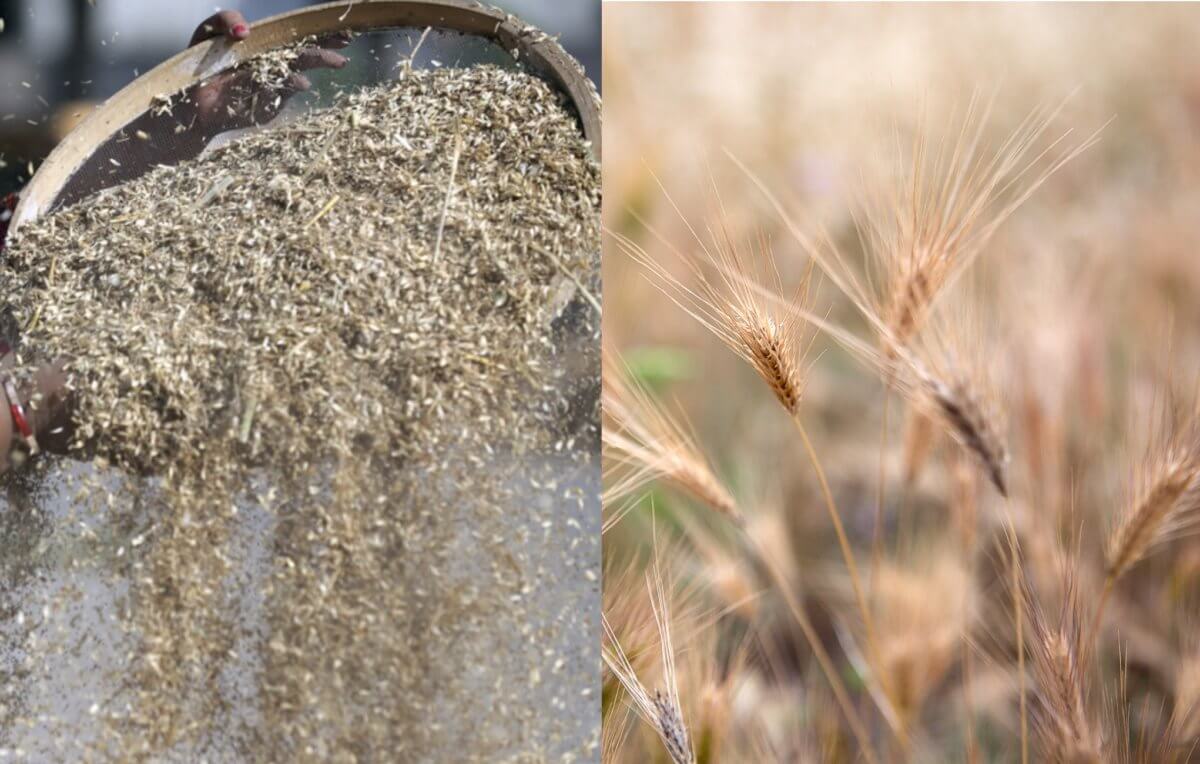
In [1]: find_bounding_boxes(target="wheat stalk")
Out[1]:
[748,521,881,763]
[601,705,635,764]
[612,211,881,624]
[612,203,897,749]
[726,102,1096,585]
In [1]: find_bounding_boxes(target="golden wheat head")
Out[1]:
[610,206,815,419]
[1107,444,1200,582]
[1105,381,1200,585]
[1025,568,1105,764]
[602,556,696,764]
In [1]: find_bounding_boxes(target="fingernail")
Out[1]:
[231,24,249,39]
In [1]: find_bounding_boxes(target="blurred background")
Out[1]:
[0,0,599,194]
[0,2,603,759]
[603,4,1200,761]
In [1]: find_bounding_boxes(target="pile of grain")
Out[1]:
[0,63,599,760]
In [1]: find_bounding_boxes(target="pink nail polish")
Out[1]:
[232,24,249,39]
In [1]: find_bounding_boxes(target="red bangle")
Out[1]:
[3,377,38,455]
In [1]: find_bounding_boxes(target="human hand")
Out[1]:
[188,11,350,135]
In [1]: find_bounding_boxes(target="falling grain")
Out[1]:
[2,64,600,760]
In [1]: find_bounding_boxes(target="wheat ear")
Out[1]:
[601,559,695,764]
[1106,453,1199,582]
[603,351,741,526]
[1088,446,1200,655]
[911,360,1010,497]
[613,207,899,748]
[1025,570,1104,764]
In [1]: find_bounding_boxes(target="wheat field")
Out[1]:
[601,4,1200,762]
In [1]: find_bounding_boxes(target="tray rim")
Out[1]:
[11,0,601,232]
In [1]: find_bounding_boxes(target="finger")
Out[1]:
[191,71,248,122]
[272,72,313,96]
[250,74,311,126]
[292,47,349,73]
[278,73,313,97]
[316,31,354,50]
[190,10,250,47]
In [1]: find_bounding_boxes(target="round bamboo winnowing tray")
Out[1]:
[11,0,601,233]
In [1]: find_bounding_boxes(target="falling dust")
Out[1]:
[0,63,600,761]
